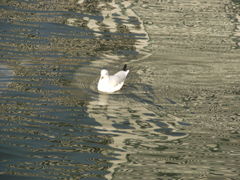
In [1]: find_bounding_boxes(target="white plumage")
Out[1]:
[97,65,129,93]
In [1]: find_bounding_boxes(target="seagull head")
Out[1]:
[100,69,109,78]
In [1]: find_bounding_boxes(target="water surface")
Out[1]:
[0,0,240,179]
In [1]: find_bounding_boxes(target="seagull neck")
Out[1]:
[101,75,109,81]
[105,75,110,79]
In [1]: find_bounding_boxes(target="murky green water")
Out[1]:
[1,0,240,179]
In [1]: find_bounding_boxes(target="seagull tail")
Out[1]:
[123,64,128,71]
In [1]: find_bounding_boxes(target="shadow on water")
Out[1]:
[1,0,240,179]
[0,0,172,179]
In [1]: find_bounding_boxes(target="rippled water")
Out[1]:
[1,0,240,179]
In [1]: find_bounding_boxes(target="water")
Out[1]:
[1,0,240,179]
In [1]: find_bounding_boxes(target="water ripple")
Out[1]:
[0,0,240,179]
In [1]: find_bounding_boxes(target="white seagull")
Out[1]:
[97,64,129,93]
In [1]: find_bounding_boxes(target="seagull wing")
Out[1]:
[109,70,129,87]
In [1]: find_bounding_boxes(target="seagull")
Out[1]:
[97,64,129,93]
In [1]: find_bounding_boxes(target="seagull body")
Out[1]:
[98,64,129,93]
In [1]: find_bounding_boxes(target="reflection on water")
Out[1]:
[87,92,188,179]
[1,0,240,179]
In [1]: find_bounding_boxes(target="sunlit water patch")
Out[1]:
[0,64,14,93]
[70,1,190,178]
[87,92,189,179]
